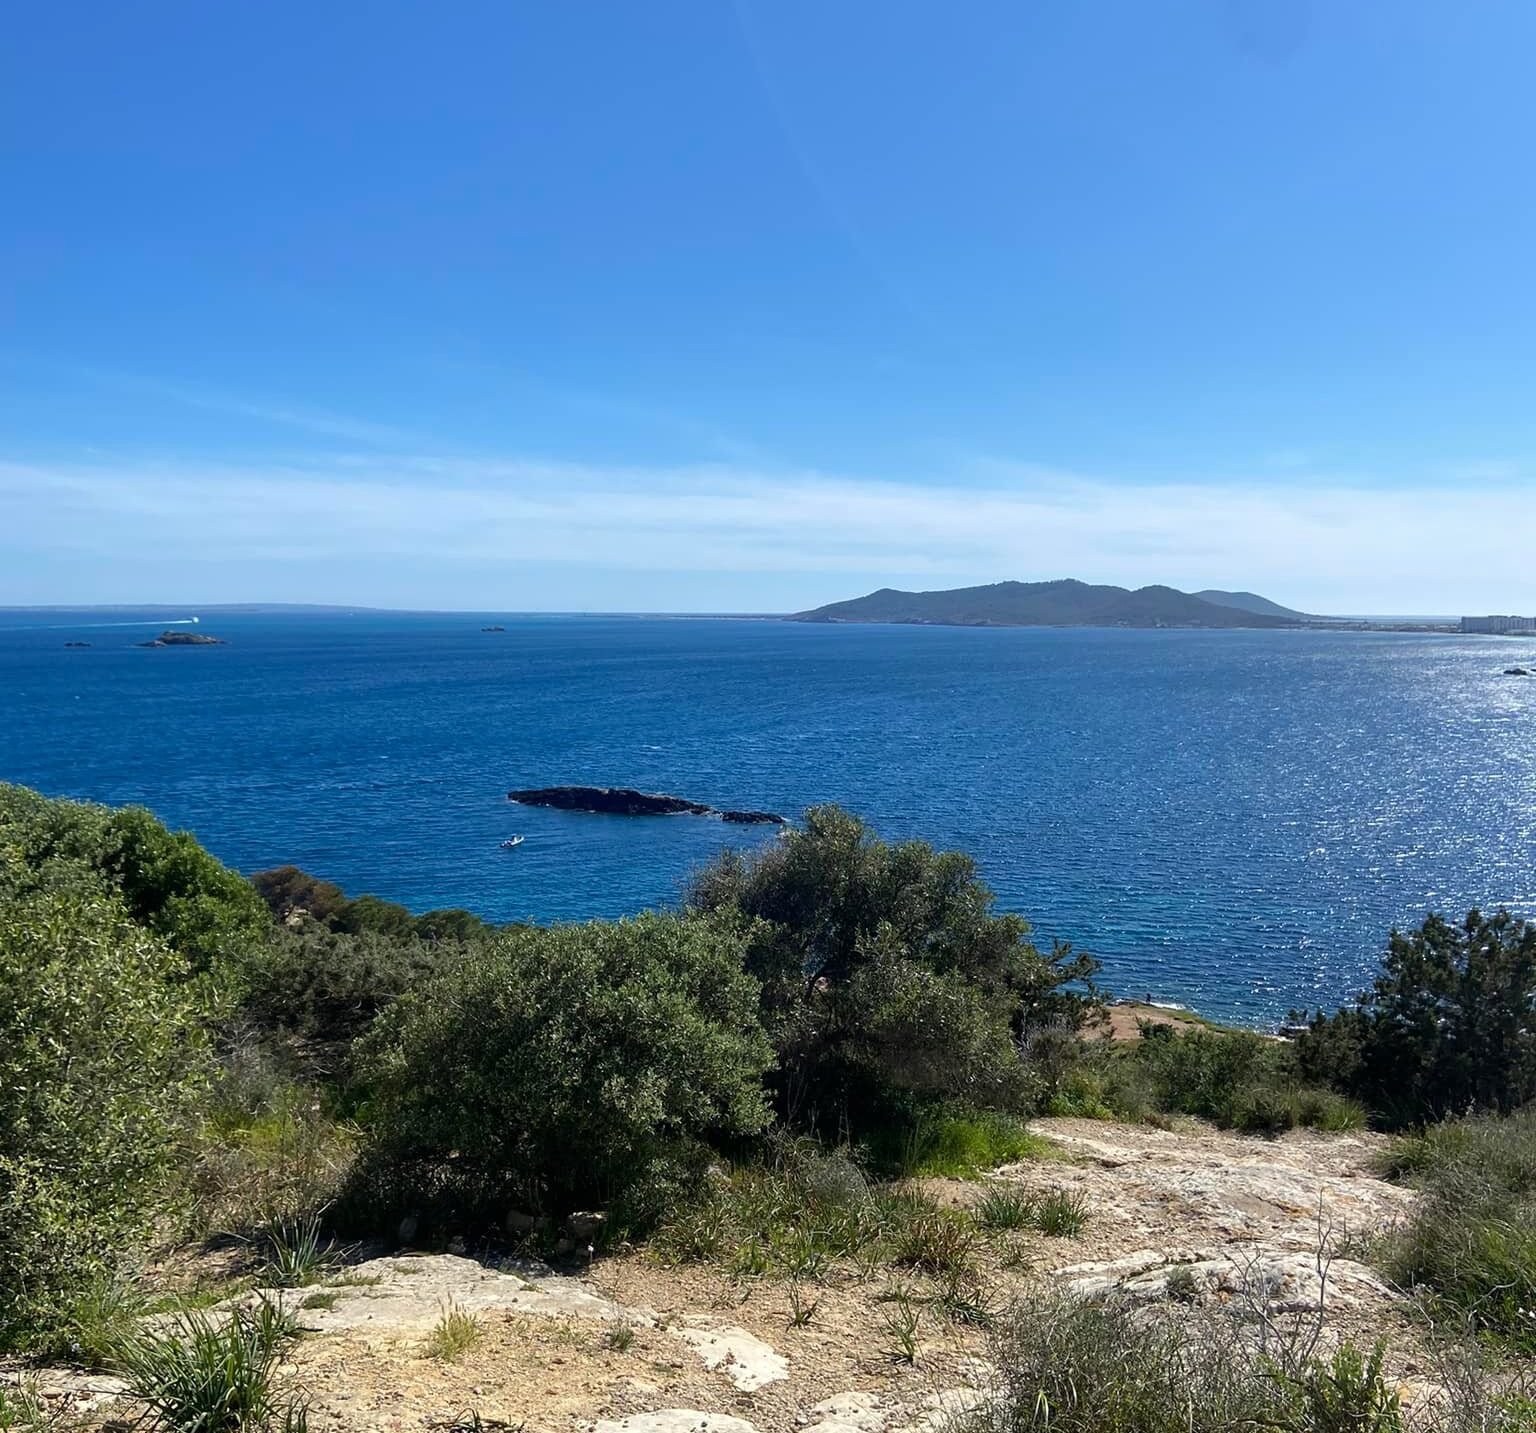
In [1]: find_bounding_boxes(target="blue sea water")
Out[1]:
[2,609,1534,1025]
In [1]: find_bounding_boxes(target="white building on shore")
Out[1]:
[1461,615,1536,634]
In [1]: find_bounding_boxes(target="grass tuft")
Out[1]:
[898,1113,1051,1177]
[257,1213,342,1289]
[974,1185,1087,1238]
[114,1297,306,1432]
[423,1302,483,1363]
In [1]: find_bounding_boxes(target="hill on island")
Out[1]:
[1193,589,1317,622]
[790,579,1306,629]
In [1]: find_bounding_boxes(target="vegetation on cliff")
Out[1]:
[3,780,1536,1429]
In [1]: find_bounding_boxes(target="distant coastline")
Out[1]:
[0,599,1479,633]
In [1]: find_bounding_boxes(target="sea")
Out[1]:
[2,608,1533,1025]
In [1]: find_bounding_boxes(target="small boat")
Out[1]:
[500,835,525,849]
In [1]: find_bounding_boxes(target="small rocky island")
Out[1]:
[508,785,784,824]
[136,630,227,647]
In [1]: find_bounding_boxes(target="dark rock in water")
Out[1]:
[508,785,785,824]
[1504,666,1531,676]
[482,625,506,632]
[63,641,91,648]
[137,630,226,647]
[508,785,713,817]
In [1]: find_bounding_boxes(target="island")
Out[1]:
[788,579,1466,632]
[508,785,785,824]
[136,630,227,647]
[791,579,1303,629]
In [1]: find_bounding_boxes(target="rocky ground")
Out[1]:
[11,1117,1432,1431]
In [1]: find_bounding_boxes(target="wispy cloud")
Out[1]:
[3,452,1534,612]
[0,354,424,449]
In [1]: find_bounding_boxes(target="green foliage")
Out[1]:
[251,865,486,945]
[975,1293,1411,1433]
[890,1110,1051,1177]
[973,1187,1036,1232]
[238,922,451,1073]
[38,1267,148,1369]
[257,1214,344,1289]
[879,1287,922,1364]
[887,1206,977,1275]
[188,1083,356,1241]
[651,1146,983,1285]
[689,805,1097,1131]
[1024,1189,1087,1237]
[1383,1105,1536,1348]
[0,783,269,980]
[973,1186,1085,1237]
[114,1298,307,1432]
[0,1382,58,1433]
[1296,908,1536,1128]
[349,914,772,1229]
[1130,1025,1361,1134]
[0,887,212,1349]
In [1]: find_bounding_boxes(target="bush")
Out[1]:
[651,1155,974,1282]
[973,1292,1415,1433]
[689,805,1098,1132]
[1131,1025,1356,1134]
[188,1083,356,1240]
[347,914,772,1232]
[1383,1106,1536,1348]
[0,888,212,1349]
[422,1302,483,1363]
[237,923,452,1072]
[251,865,486,946]
[1296,908,1536,1128]
[0,784,269,980]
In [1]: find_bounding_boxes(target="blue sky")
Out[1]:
[4,1,1535,612]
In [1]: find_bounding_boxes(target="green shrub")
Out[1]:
[348,914,772,1231]
[37,1267,147,1369]
[257,1214,343,1289]
[237,923,451,1073]
[0,784,269,981]
[251,865,486,947]
[1130,1025,1349,1135]
[974,1186,1086,1238]
[0,889,212,1349]
[1383,1106,1536,1348]
[1296,908,1536,1128]
[974,1187,1035,1231]
[652,1156,977,1282]
[1027,1189,1088,1238]
[887,1207,978,1275]
[974,1293,1410,1433]
[114,1298,306,1432]
[0,1382,55,1433]
[689,805,1098,1133]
